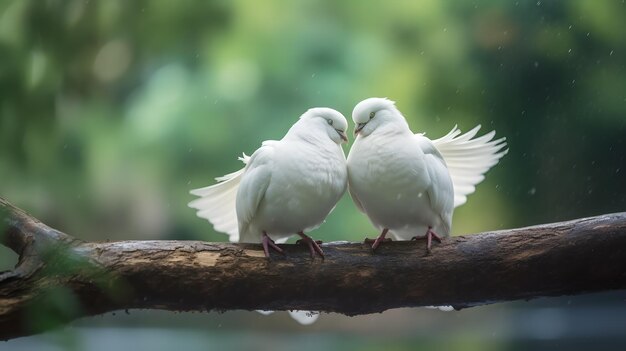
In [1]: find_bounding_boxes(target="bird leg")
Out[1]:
[411,226,442,252]
[296,232,324,259]
[365,228,390,251]
[261,231,284,259]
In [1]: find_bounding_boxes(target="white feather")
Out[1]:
[189,107,350,325]
[347,97,507,241]
[188,111,350,245]
[188,153,250,242]
[431,125,508,207]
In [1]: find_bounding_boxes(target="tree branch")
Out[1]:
[1,196,626,340]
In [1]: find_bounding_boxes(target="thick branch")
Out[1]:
[1,197,626,340]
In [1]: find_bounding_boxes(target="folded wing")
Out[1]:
[234,145,274,242]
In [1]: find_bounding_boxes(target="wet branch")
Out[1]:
[1,196,626,340]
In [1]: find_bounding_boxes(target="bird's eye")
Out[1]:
[369,112,376,119]
[327,118,333,125]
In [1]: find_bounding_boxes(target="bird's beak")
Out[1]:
[354,123,367,136]
[336,129,348,143]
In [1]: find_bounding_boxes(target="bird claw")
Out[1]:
[411,227,442,252]
[297,232,324,259]
[262,232,285,259]
[367,228,390,251]
[364,237,392,252]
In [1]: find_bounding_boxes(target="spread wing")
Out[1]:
[430,125,508,207]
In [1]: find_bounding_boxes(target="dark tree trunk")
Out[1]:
[1,197,626,340]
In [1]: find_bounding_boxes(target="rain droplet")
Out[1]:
[529,187,536,195]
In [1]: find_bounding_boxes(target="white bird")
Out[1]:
[347,98,507,252]
[188,107,349,258]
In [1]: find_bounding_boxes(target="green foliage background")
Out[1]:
[1,0,625,350]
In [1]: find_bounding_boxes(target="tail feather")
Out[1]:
[188,154,250,242]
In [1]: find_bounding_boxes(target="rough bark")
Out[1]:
[1,196,626,340]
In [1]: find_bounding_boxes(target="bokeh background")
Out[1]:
[1,0,625,350]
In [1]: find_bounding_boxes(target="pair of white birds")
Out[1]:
[189,97,507,259]
[188,97,507,325]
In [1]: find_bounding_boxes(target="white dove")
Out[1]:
[347,98,507,252]
[188,107,349,259]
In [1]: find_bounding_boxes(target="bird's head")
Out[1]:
[300,107,349,144]
[352,97,408,137]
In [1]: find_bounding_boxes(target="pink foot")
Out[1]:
[262,231,285,259]
[297,232,324,259]
[366,228,390,251]
[411,226,443,252]
[364,237,392,245]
